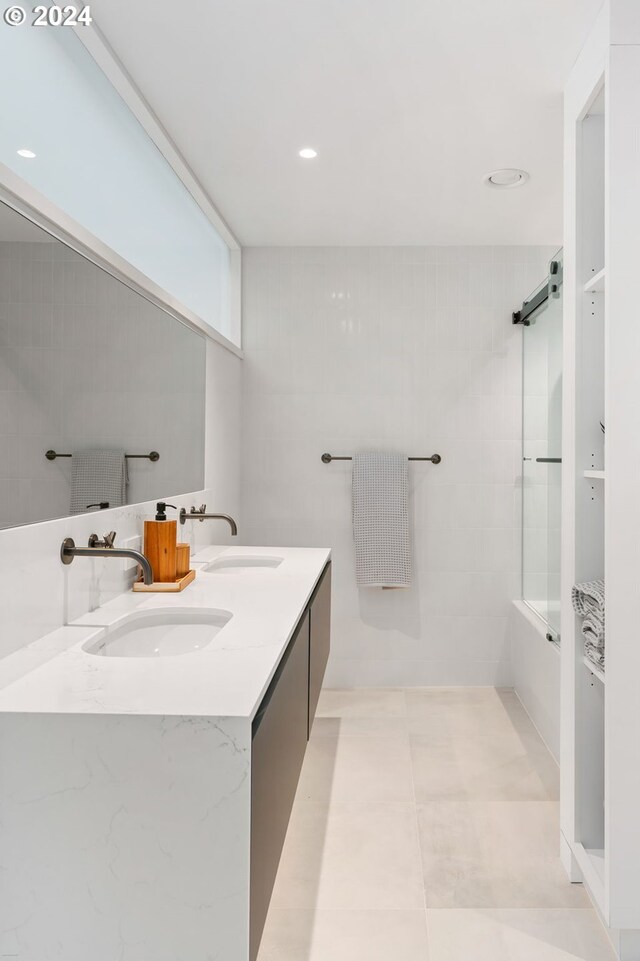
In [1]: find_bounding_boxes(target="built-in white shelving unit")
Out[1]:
[563,50,607,919]
[584,267,606,293]
[574,842,606,913]
[583,655,606,685]
[562,3,640,955]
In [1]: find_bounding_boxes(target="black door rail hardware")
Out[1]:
[321,453,441,464]
[512,259,563,325]
[45,450,160,462]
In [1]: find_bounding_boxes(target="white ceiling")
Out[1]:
[90,0,601,247]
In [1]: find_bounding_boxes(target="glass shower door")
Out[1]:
[522,252,563,638]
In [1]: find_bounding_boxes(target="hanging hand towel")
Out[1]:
[352,451,412,588]
[70,450,128,514]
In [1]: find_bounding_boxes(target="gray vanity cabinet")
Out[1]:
[250,560,332,961]
[250,610,310,961]
[308,561,331,735]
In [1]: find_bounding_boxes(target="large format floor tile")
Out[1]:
[310,715,409,738]
[270,801,424,911]
[259,909,429,961]
[417,801,588,908]
[257,688,608,961]
[296,734,414,804]
[406,687,528,737]
[410,730,559,801]
[316,688,407,719]
[426,909,615,960]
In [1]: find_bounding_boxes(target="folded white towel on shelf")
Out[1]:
[352,451,412,589]
[572,578,605,674]
[571,578,605,619]
[581,611,605,646]
[70,449,128,514]
[585,640,605,670]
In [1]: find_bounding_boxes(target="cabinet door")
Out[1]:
[250,611,310,961]
[308,561,332,735]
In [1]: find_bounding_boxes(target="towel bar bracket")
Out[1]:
[321,452,441,465]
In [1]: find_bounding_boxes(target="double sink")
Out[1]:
[198,554,282,574]
[82,553,283,659]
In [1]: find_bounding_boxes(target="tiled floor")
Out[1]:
[258,687,615,961]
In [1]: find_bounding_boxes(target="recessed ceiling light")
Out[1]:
[484,168,529,188]
[298,147,318,159]
[17,148,36,159]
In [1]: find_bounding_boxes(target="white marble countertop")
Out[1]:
[0,546,331,720]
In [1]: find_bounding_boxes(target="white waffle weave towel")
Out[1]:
[352,451,412,588]
[571,578,605,640]
[70,450,128,514]
[571,578,605,620]
[571,578,605,672]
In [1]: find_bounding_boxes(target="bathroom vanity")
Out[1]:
[0,546,331,961]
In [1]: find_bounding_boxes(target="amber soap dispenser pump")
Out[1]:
[144,502,178,583]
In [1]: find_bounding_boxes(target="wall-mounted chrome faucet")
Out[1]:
[60,533,153,585]
[179,505,238,535]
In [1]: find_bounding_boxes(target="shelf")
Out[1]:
[584,470,605,479]
[583,655,605,685]
[583,268,605,293]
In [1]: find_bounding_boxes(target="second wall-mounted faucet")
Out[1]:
[179,505,238,535]
[60,533,154,585]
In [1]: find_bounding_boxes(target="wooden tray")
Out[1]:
[132,569,196,593]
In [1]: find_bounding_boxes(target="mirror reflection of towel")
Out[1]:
[69,450,128,514]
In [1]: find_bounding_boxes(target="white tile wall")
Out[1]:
[0,241,206,528]
[241,246,557,687]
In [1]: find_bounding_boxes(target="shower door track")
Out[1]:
[521,599,561,647]
[512,259,563,326]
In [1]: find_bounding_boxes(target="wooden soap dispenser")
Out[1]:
[144,502,178,583]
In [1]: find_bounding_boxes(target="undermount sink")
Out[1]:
[201,555,283,574]
[82,608,232,658]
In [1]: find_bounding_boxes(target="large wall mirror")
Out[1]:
[0,200,206,529]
